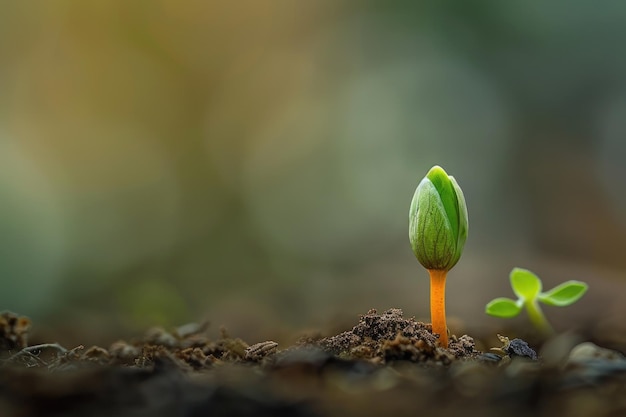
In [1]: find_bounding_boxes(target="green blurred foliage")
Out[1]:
[1,1,625,344]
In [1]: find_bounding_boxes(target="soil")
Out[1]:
[1,309,625,417]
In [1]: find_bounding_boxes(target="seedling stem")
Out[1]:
[428,269,448,347]
[525,299,553,336]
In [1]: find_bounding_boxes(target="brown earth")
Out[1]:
[0,309,625,417]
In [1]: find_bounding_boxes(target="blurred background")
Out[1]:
[1,1,625,349]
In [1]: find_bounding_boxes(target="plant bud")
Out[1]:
[409,165,468,271]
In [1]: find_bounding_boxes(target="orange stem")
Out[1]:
[428,269,448,348]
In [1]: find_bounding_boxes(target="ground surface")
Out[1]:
[1,309,625,417]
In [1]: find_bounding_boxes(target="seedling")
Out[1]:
[485,268,588,336]
[409,165,468,348]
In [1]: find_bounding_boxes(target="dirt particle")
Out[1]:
[177,347,210,370]
[82,346,110,364]
[0,312,31,352]
[109,340,141,364]
[245,341,279,361]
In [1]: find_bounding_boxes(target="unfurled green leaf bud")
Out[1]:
[409,165,468,271]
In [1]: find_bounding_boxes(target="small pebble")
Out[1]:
[504,338,537,360]
[567,342,625,364]
[476,352,502,363]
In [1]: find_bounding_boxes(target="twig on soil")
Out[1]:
[7,350,47,367]
[49,345,85,371]
[3,343,70,368]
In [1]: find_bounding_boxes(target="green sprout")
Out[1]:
[485,268,588,336]
[409,165,468,348]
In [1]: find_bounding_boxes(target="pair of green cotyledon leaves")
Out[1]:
[486,268,588,317]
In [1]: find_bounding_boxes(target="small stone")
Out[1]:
[504,338,537,360]
[567,342,625,364]
[109,340,141,361]
[477,352,502,363]
[174,322,209,339]
[144,327,178,347]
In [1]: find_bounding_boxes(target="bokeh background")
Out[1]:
[1,1,625,349]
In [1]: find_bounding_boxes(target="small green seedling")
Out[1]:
[409,165,468,348]
[485,268,588,336]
